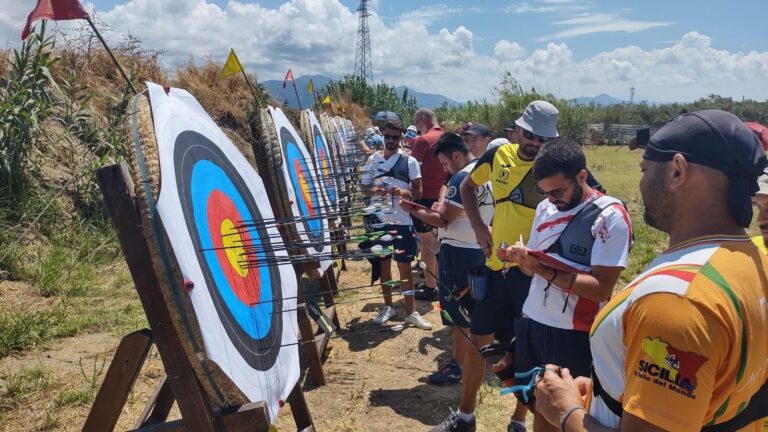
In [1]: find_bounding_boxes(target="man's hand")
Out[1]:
[392,187,412,199]
[505,244,546,276]
[473,224,493,258]
[534,366,584,427]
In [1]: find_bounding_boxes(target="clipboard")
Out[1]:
[400,199,438,213]
[528,250,588,274]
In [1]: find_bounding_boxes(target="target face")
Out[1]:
[312,124,337,207]
[279,127,324,249]
[176,130,282,370]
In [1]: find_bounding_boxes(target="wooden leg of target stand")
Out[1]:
[83,329,154,432]
[287,382,314,431]
[296,298,325,386]
[319,271,340,328]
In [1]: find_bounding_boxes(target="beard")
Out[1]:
[385,141,400,151]
[554,182,584,211]
[519,142,541,159]
[642,175,675,233]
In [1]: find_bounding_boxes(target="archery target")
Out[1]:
[145,83,298,420]
[305,111,338,215]
[268,107,332,272]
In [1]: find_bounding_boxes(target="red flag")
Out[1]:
[282,69,294,88]
[21,0,89,40]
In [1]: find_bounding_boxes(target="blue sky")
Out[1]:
[2,0,766,102]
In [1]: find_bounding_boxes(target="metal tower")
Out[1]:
[354,0,373,83]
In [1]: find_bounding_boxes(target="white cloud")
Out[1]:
[538,13,672,40]
[0,1,765,104]
[397,5,480,25]
[495,40,526,60]
[505,1,591,14]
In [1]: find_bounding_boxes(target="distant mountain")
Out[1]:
[261,74,333,110]
[395,86,462,108]
[261,74,462,109]
[575,93,626,106]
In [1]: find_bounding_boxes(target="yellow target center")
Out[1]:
[220,219,249,277]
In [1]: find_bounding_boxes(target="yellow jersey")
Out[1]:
[470,143,542,270]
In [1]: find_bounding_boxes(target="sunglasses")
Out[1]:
[521,128,552,143]
[536,179,574,199]
[383,134,401,141]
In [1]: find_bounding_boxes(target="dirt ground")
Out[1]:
[0,258,526,431]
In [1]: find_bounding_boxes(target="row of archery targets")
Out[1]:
[83,82,391,431]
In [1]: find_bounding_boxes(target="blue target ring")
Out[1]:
[175,131,282,371]
[313,124,337,206]
[190,160,273,339]
[280,127,324,250]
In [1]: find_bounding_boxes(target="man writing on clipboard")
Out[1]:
[503,138,633,432]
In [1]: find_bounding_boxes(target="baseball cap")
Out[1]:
[462,123,492,137]
[644,109,768,227]
[406,125,418,133]
[365,127,374,137]
[503,122,517,132]
[514,100,559,138]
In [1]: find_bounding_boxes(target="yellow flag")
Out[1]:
[307,79,314,94]
[220,49,244,80]
[322,95,331,104]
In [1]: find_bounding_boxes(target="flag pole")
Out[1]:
[84,15,137,94]
[292,80,303,110]
[240,70,261,107]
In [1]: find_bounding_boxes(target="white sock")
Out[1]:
[457,410,474,422]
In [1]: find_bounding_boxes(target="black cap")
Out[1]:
[644,109,768,227]
[462,123,492,137]
[503,122,517,132]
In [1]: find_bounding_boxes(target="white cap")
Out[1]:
[514,100,559,138]
[487,138,510,151]
[406,125,418,133]
[758,169,768,196]
[365,127,375,137]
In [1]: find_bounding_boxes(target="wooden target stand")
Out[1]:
[82,164,314,432]
[252,108,340,387]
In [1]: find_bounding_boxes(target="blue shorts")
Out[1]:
[513,317,592,384]
[469,267,531,338]
[437,244,484,327]
[380,224,417,263]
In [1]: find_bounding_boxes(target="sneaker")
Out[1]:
[373,306,396,325]
[404,311,433,330]
[430,410,476,432]
[426,360,462,385]
[414,283,439,301]
[507,420,527,432]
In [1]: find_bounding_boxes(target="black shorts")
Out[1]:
[437,244,484,327]
[380,224,417,263]
[513,317,592,384]
[470,267,531,338]
[411,199,438,233]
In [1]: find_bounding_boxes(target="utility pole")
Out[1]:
[354,0,373,83]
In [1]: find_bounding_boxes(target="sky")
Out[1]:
[1,0,766,103]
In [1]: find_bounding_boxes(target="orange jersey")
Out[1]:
[589,235,768,432]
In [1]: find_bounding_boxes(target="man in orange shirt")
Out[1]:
[535,110,768,432]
